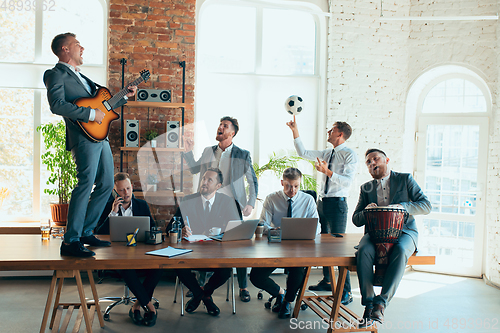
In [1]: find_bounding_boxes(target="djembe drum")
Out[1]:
[364,206,408,286]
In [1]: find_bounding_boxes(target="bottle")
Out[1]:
[172,217,182,243]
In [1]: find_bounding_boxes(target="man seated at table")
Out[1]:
[249,167,319,319]
[166,167,240,316]
[96,172,161,327]
[353,149,431,327]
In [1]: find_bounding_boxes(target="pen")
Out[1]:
[185,215,191,229]
[132,227,140,239]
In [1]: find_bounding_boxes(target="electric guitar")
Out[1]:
[74,69,150,142]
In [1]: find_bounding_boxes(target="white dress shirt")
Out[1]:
[201,193,216,212]
[214,143,234,198]
[293,137,358,198]
[260,190,319,234]
[377,173,391,207]
[109,200,134,217]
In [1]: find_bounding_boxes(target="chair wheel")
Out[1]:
[154,301,160,309]
[264,301,272,309]
[301,304,308,310]
[103,313,110,321]
[257,292,263,300]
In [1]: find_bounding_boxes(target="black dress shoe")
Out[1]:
[128,308,143,325]
[186,290,193,298]
[143,310,157,327]
[239,289,251,302]
[308,279,332,291]
[341,292,353,305]
[272,294,284,313]
[278,300,292,319]
[186,293,203,313]
[358,306,374,328]
[60,241,95,257]
[371,303,385,324]
[80,235,111,247]
[202,295,220,316]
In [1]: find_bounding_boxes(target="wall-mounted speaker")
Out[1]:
[125,120,140,147]
[137,89,171,103]
[166,121,180,148]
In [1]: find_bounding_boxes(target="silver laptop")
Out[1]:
[109,216,151,242]
[210,219,259,242]
[281,217,319,240]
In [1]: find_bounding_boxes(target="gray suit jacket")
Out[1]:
[352,171,431,248]
[44,63,126,151]
[183,144,258,209]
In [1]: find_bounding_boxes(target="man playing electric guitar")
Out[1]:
[44,32,137,257]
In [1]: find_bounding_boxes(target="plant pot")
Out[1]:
[50,203,69,226]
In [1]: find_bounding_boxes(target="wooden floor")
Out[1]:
[0,269,499,333]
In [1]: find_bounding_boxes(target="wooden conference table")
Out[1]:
[0,234,434,333]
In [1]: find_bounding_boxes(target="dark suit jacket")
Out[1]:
[95,195,155,235]
[166,192,240,235]
[352,171,431,247]
[183,144,258,209]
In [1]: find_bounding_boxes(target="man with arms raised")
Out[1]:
[250,168,319,319]
[287,118,357,305]
[183,116,258,302]
[353,149,431,327]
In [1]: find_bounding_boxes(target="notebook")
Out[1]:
[109,216,151,242]
[280,217,319,240]
[209,219,259,242]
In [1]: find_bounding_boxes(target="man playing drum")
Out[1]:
[352,149,431,327]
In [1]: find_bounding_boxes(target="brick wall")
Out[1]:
[327,0,499,284]
[106,0,196,228]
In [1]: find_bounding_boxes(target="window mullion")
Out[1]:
[254,7,263,74]
[34,0,43,63]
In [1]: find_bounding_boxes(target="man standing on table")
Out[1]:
[183,116,258,302]
[44,33,137,257]
[353,148,431,327]
[250,167,319,319]
[286,117,358,305]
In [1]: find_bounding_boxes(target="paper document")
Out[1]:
[184,235,212,242]
[146,246,193,258]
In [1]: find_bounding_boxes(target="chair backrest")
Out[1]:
[301,190,317,202]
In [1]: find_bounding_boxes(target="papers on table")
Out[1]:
[145,246,192,258]
[183,235,212,242]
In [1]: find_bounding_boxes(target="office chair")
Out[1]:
[98,281,160,320]
[173,269,236,315]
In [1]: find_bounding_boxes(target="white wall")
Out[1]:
[326,0,499,284]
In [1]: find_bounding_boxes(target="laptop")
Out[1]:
[109,216,151,242]
[281,217,319,240]
[209,219,259,242]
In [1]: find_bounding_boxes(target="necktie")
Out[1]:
[204,201,210,214]
[324,149,335,194]
[287,198,293,218]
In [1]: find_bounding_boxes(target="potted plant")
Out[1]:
[144,128,159,148]
[37,121,78,226]
[147,174,159,192]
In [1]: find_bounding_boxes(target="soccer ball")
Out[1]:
[284,95,304,116]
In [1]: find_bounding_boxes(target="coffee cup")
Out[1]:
[209,227,221,236]
[255,224,264,238]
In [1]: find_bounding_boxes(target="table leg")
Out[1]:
[75,270,93,332]
[327,267,347,333]
[87,270,105,328]
[40,271,58,333]
[293,266,312,318]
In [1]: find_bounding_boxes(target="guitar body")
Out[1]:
[74,87,120,142]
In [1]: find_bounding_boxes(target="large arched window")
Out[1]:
[0,0,107,223]
[406,65,490,277]
[194,0,328,206]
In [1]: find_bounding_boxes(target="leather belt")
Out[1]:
[321,197,346,201]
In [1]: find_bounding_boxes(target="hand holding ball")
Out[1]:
[285,95,304,116]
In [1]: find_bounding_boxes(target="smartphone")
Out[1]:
[112,189,120,199]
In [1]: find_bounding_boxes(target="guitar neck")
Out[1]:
[107,76,145,107]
